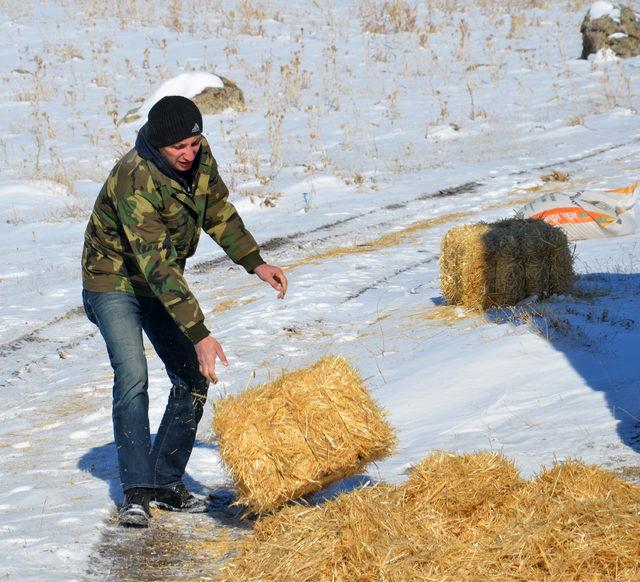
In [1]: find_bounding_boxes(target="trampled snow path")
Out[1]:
[1,136,640,579]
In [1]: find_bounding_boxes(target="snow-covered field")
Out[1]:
[1,0,640,579]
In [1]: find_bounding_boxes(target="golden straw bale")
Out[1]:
[212,356,396,514]
[218,453,640,582]
[440,218,574,309]
[401,451,524,540]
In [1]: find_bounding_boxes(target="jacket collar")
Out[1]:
[135,123,202,193]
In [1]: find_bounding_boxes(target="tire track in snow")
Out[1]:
[0,306,85,358]
[191,181,481,273]
[343,256,438,302]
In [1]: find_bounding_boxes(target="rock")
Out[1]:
[118,75,245,125]
[191,76,245,115]
[580,2,640,59]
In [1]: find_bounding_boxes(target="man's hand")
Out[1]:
[195,335,228,384]
[254,264,288,299]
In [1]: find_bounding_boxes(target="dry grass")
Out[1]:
[219,452,640,581]
[280,50,310,111]
[232,132,262,181]
[183,529,236,566]
[440,218,574,309]
[411,304,481,326]
[541,170,571,183]
[212,356,396,514]
[360,0,418,34]
[291,211,470,269]
[39,200,92,223]
[210,296,256,315]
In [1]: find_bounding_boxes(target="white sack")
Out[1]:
[519,181,638,240]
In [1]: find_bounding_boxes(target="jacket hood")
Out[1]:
[135,123,202,192]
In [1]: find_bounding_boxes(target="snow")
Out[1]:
[591,46,620,62]
[589,1,621,22]
[1,0,640,580]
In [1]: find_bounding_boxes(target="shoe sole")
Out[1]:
[120,508,150,528]
[151,500,209,513]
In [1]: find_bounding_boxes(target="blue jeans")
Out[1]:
[82,290,208,492]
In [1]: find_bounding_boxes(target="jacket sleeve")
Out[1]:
[115,185,210,344]
[202,167,265,273]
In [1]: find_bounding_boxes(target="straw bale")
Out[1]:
[218,453,640,582]
[440,218,574,309]
[402,451,524,531]
[212,356,396,514]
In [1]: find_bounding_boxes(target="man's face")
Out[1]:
[159,135,202,172]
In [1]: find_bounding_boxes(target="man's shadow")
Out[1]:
[78,438,373,526]
[78,437,220,505]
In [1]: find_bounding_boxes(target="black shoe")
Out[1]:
[119,487,152,528]
[152,482,209,513]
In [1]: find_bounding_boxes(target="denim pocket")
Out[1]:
[82,289,97,325]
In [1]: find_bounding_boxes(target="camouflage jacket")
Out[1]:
[82,137,264,344]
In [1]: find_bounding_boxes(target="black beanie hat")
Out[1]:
[147,95,203,148]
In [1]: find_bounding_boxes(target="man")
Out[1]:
[81,96,287,527]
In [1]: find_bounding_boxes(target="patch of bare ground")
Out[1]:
[85,488,252,581]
